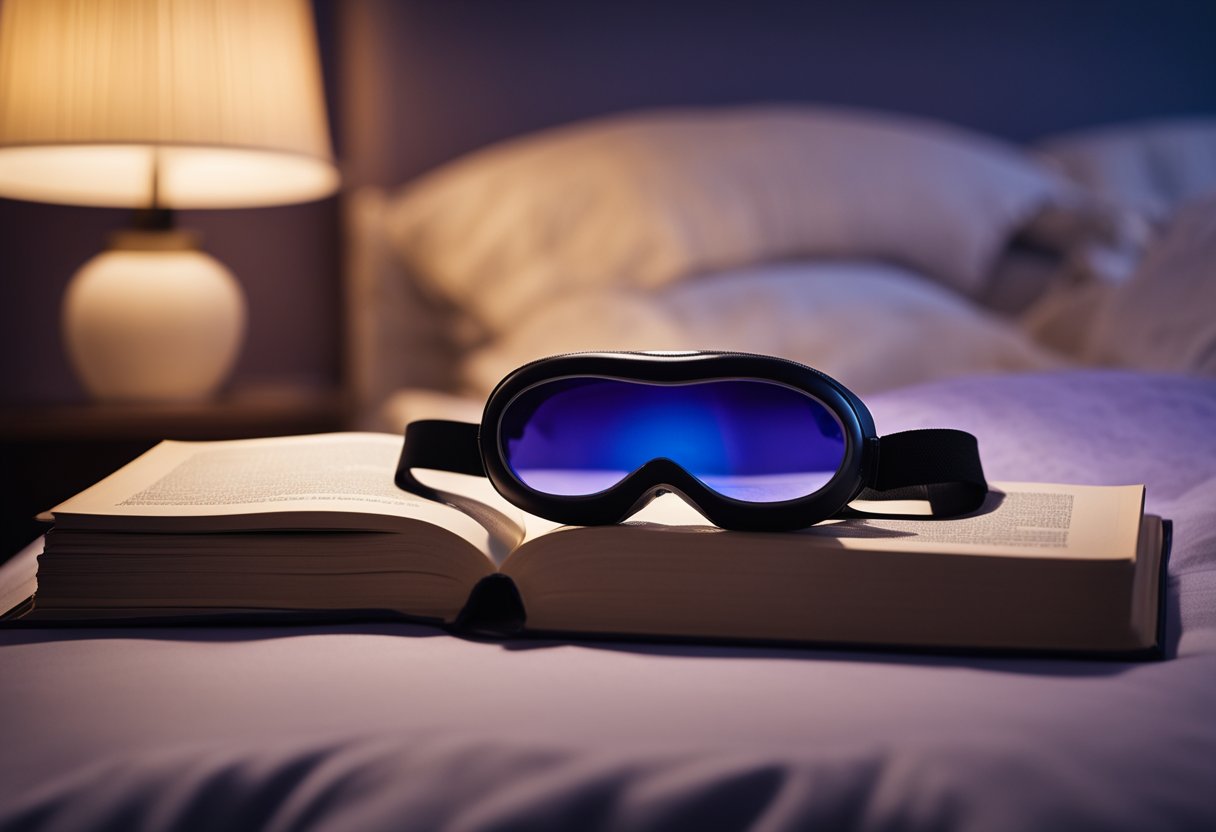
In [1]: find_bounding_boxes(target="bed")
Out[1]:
[3,372,1216,831]
[4,2,1216,830]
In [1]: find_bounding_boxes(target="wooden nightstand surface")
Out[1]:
[0,385,348,441]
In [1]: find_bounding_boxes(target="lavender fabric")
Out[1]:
[2,371,1215,832]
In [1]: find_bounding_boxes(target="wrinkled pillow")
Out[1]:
[1035,118,1216,222]
[387,107,1073,336]
[463,261,1067,397]
[1084,193,1216,374]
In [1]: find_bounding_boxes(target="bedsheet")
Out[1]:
[2,371,1215,832]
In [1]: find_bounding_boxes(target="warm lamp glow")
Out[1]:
[0,0,340,402]
[0,145,338,208]
[0,0,338,208]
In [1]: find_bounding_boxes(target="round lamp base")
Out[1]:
[63,232,246,402]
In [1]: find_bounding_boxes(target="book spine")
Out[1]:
[452,574,527,638]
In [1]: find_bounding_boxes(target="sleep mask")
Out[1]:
[396,351,987,531]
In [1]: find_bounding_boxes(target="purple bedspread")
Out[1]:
[2,371,1215,831]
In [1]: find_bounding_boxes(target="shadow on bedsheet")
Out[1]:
[483,575,1184,678]
[0,579,1180,680]
[0,621,449,646]
[485,638,1157,678]
[0,621,1166,679]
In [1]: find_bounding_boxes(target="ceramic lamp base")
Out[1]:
[63,230,246,402]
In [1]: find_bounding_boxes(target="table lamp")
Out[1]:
[0,0,339,401]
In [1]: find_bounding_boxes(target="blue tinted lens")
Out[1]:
[501,378,846,502]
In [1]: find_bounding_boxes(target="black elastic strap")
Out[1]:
[396,420,484,485]
[395,420,522,559]
[397,421,986,520]
[854,428,987,517]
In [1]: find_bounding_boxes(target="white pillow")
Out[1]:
[1084,193,1216,374]
[1035,118,1216,222]
[387,107,1071,336]
[463,261,1067,397]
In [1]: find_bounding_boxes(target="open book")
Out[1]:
[3,433,1167,656]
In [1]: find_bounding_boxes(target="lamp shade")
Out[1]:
[0,0,338,208]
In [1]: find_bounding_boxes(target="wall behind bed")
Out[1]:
[340,0,1216,189]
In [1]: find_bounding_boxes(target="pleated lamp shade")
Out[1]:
[0,0,338,208]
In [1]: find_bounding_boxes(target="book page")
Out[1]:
[0,539,39,619]
[823,482,1144,560]
[570,481,1144,561]
[50,433,524,556]
[506,481,1154,650]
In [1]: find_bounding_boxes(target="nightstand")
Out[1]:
[0,386,348,559]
